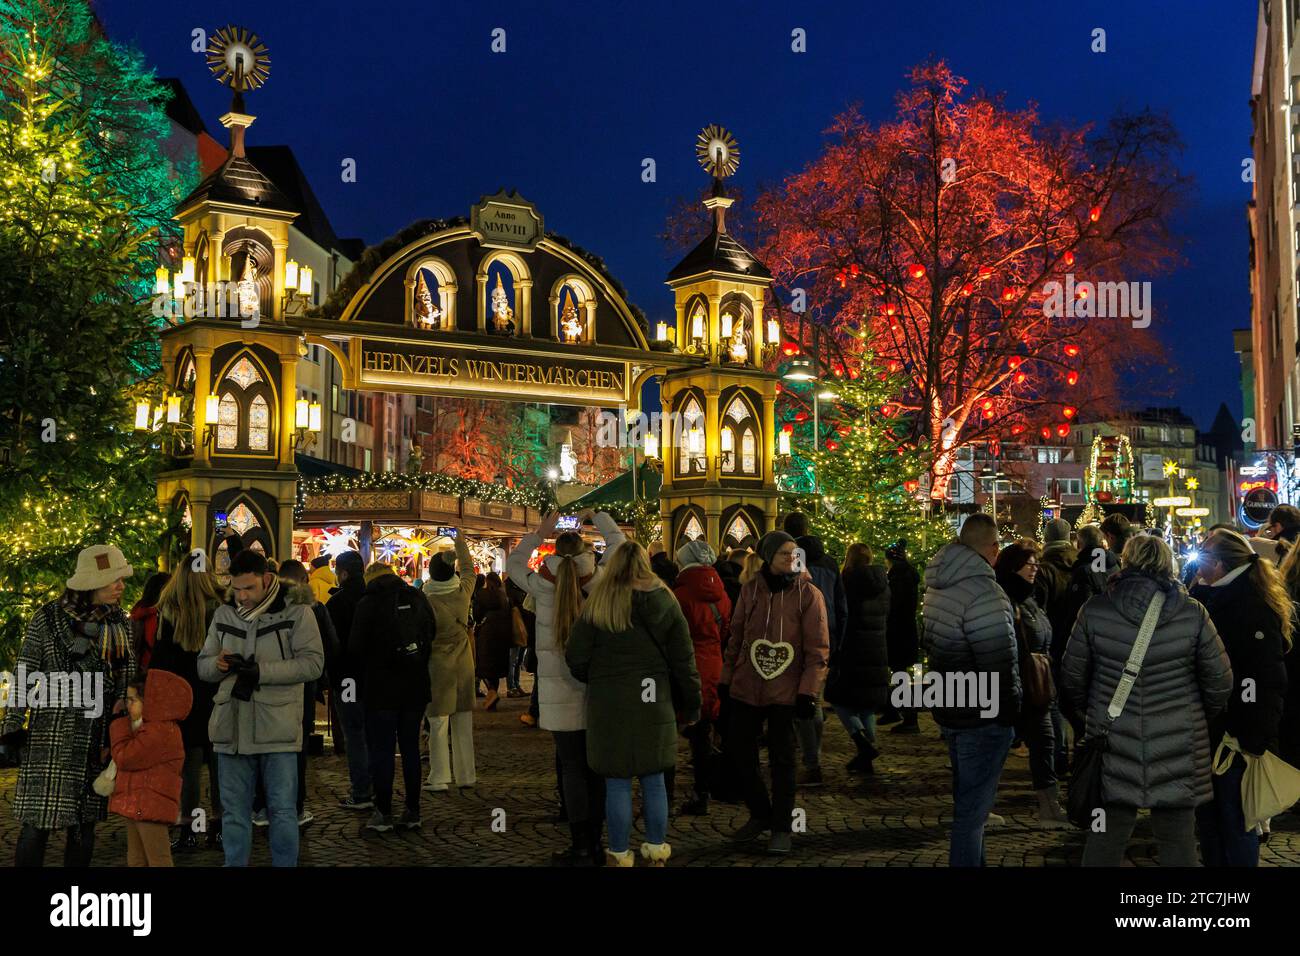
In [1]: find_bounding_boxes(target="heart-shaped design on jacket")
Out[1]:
[750,639,795,681]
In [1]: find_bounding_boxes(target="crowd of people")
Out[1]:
[5,503,1300,868]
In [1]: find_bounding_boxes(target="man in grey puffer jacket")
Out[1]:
[921,513,1021,867]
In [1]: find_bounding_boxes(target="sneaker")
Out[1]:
[423,781,450,792]
[986,812,1006,827]
[298,809,315,827]
[519,713,537,728]
[339,795,374,811]
[397,810,422,830]
[730,816,769,842]
[252,809,268,828]
[766,832,792,856]
[797,767,824,788]
[365,811,394,832]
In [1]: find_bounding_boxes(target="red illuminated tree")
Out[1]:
[755,61,1183,497]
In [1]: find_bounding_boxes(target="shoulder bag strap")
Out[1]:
[1105,590,1165,721]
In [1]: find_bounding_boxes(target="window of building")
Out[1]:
[217,393,238,449]
[1036,447,1061,464]
[249,395,270,451]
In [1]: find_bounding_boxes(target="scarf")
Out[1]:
[539,550,596,588]
[760,564,796,593]
[61,595,131,664]
[236,577,280,621]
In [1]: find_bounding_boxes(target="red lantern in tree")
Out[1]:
[960,282,974,295]
[1010,423,1026,435]
[1089,205,1101,222]
[888,361,901,373]
[978,265,993,279]
[1076,285,1089,300]
[832,363,845,377]
[1062,405,1077,420]
[1056,423,1071,437]
[883,302,898,316]
[1064,250,1075,266]
[1014,372,1027,385]
[825,439,840,451]
[848,368,860,380]
[1063,343,1080,357]
[1002,286,1017,302]
[983,408,995,419]
[774,382,783,393]
[782,342,800,356]
[1008,356,1023,369]
[908,263,926,279]
[982,398,994,410]
[1067,371,1079,386]
[904,479,919,494]
[1040,427,1052,440]
[836,270,847,288]
[849,263,860,277]
[837,424,852,436]
[794,411,809,423]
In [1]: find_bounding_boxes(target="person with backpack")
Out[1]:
[350,562,435,832]
[1061,534,1232,866]
[672,539,732,815]
[423,533,479,791]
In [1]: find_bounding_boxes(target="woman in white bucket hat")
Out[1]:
[0,544,138,866]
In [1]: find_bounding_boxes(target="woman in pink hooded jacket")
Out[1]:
[719,530,829,856]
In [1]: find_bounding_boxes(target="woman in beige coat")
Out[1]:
[422,534,478,790]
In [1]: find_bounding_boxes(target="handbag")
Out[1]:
[510,606,528,648]
[92,759,117,797]
[1212,734,1300,831]
[1014,607,1055,710]
[1066,589,1165,829]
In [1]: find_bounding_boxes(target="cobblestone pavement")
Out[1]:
[4,684,1300,867]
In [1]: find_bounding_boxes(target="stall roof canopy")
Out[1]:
[566,463,661,509]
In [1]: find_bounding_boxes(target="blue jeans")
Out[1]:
[605,773,668,853]
[942,724,1013,867]
[832,705,877,742]
[1196,753,1259,867]
[335,693,372,802]
[218,752,299,867]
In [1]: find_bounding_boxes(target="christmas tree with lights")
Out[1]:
[780,342,948,562]
[0,2,191,662]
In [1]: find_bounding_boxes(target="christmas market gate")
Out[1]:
[155,184,785,565]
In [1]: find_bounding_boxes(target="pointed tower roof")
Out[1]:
[667,180,771,285]
[178,151,297,215]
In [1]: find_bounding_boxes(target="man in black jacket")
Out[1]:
[351,563,435,832]
[881,540,921,733]
[325,551,373,812]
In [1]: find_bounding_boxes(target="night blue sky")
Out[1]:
[98,0,1256,432]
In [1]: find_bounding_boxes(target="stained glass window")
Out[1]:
[741,429,757,474]
[249,395,270,451]
[722,427,736,473]
[678,397,705,475]
[726,398,749,423]
[225,355,263,390]
[683,514,704,541]
[726,515,751,545]
[217,393,238,449]
[228,502,259,535]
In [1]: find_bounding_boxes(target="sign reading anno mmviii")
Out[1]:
[357,339,629,406]
[470,190,543,251]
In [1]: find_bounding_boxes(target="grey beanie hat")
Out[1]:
[676,539,717,569]
[759,530,796,566]
[1044,518,1072,543]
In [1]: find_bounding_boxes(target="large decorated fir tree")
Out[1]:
[0,1,191,662]
[780,342,948,563]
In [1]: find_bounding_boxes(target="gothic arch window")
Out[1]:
[719,293,754,366]
[723,509,759,548]
[551,275,596,344]
[408,257,457,330]
[214,501,265,577]
[676,393,706,478]
[682,514,704,541]
[194,232,209,288]
[174,348,196,390]
[214,350,277,457]
[223,228,274,321]
[672,504,708,553]
[722,393,761,477]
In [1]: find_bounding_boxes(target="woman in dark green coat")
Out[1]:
[566,541,701,867]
